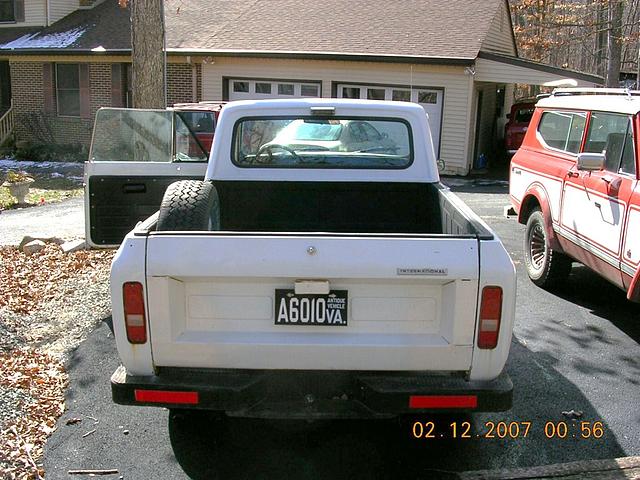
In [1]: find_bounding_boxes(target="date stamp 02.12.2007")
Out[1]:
[410,420,606,440]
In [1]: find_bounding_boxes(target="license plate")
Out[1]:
[275,290,348,326]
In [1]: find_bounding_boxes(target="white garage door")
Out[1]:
[336,84,443,156]
[229,79,321,101]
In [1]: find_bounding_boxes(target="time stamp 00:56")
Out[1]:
[411,420,605,440]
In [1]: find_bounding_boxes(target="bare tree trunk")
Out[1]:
[131,0,166,108]
[606,0,624,87]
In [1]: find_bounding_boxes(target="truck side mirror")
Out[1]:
[506,113,511,120]
[576,152,605,171]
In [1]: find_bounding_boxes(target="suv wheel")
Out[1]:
[524,208,572,287]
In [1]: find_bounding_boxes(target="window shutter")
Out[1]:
[111,63,123,107]
[79,64,90,118]
[15,0,25,22]
[43,63,55,113]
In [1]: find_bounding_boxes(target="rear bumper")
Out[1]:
[111,366,512,419]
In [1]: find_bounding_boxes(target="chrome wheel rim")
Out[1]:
[529,223,547,271]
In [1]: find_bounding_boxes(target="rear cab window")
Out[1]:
[537,110,587,154]
[232,116,413,169]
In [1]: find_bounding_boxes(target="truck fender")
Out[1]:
[627,266,640,303]
[518,184,561,250]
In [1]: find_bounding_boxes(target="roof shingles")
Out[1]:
[163,0,504,59]
[0,0,504,61]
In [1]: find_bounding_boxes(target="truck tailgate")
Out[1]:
[145,234,479,371]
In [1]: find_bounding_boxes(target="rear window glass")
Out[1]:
[538,111,586,154]
[514,107,534,123]
[233,117,413,169]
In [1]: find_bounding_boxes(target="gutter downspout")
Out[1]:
[45,0,50,26]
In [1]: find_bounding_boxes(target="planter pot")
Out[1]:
[5,180,34,204]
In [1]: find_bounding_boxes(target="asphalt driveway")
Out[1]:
[42,185,640,479]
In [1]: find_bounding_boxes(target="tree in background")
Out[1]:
[510,0,639,87]
[119,0,166,108]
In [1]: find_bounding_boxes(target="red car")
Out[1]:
[172,102,225,159]
[509,88,640,301]
[504,100,535,155]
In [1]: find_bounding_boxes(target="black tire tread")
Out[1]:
[156,180,217,231]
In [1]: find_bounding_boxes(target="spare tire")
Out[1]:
[156,180,219,231]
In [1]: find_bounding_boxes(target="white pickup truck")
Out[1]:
[106,99,516,419]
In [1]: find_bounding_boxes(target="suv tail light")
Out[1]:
[478,286,502,349]
[123,282,146,344]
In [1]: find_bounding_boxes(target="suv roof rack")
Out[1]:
[548,87,640,98]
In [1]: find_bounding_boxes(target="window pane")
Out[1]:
[538,111,572,150]
[300,84,319,97]
[0,1,15,21]
[565,113,586,153]
[174,113,210,161]
[233,117,412,169]
[418,91,438,104]
[341,87,360,99]
[620,130,636,175]
[91,109,173,162]
[255,82,272,94]
[278,84,294,95]
[584,112,630,172]
[367,88,385,100]
[56,64,79,89]
[392,90,410,102]
[57,90,80,117]
[233,81,249,93]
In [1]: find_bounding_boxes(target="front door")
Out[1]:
[85,108,211,247]
[560,111,636,286]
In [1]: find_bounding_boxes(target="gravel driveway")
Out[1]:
[0,197,84,245]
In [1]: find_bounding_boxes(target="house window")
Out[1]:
[392,90,410,102]
[56,64,80,117]
[255,82,271,94]
[300,84,319,97]
[367,88,385,100]
[277,83,294,95]
[0,0,15,22]
[233,81,249,93]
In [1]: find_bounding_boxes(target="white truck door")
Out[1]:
[85,108,210,247]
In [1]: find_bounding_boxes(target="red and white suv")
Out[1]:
[509,88,640,301]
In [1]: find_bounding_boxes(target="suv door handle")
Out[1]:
[567,171,579,178]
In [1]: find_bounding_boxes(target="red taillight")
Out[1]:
[478,286,502,349]
[409,395,478,409]
[123,282,146,344]
[134,389,199,405]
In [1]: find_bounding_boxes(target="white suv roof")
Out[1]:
[536,88,640,115]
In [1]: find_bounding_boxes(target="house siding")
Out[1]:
[49,0,79,24]
[202,57,472,175]
[11,0,47,27]
[480,1,516,55]
[474,58,598,86]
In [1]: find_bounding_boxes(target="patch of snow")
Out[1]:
[0,159,81,170]
[0,27,86,49]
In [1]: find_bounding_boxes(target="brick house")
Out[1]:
[0,0,601,174]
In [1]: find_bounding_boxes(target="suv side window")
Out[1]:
[538,111,586,154]
[584,112,635,175]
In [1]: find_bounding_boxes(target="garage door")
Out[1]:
[336,84,443,156]
[229,79,321,101]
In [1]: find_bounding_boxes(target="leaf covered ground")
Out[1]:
[0,243,114,479]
